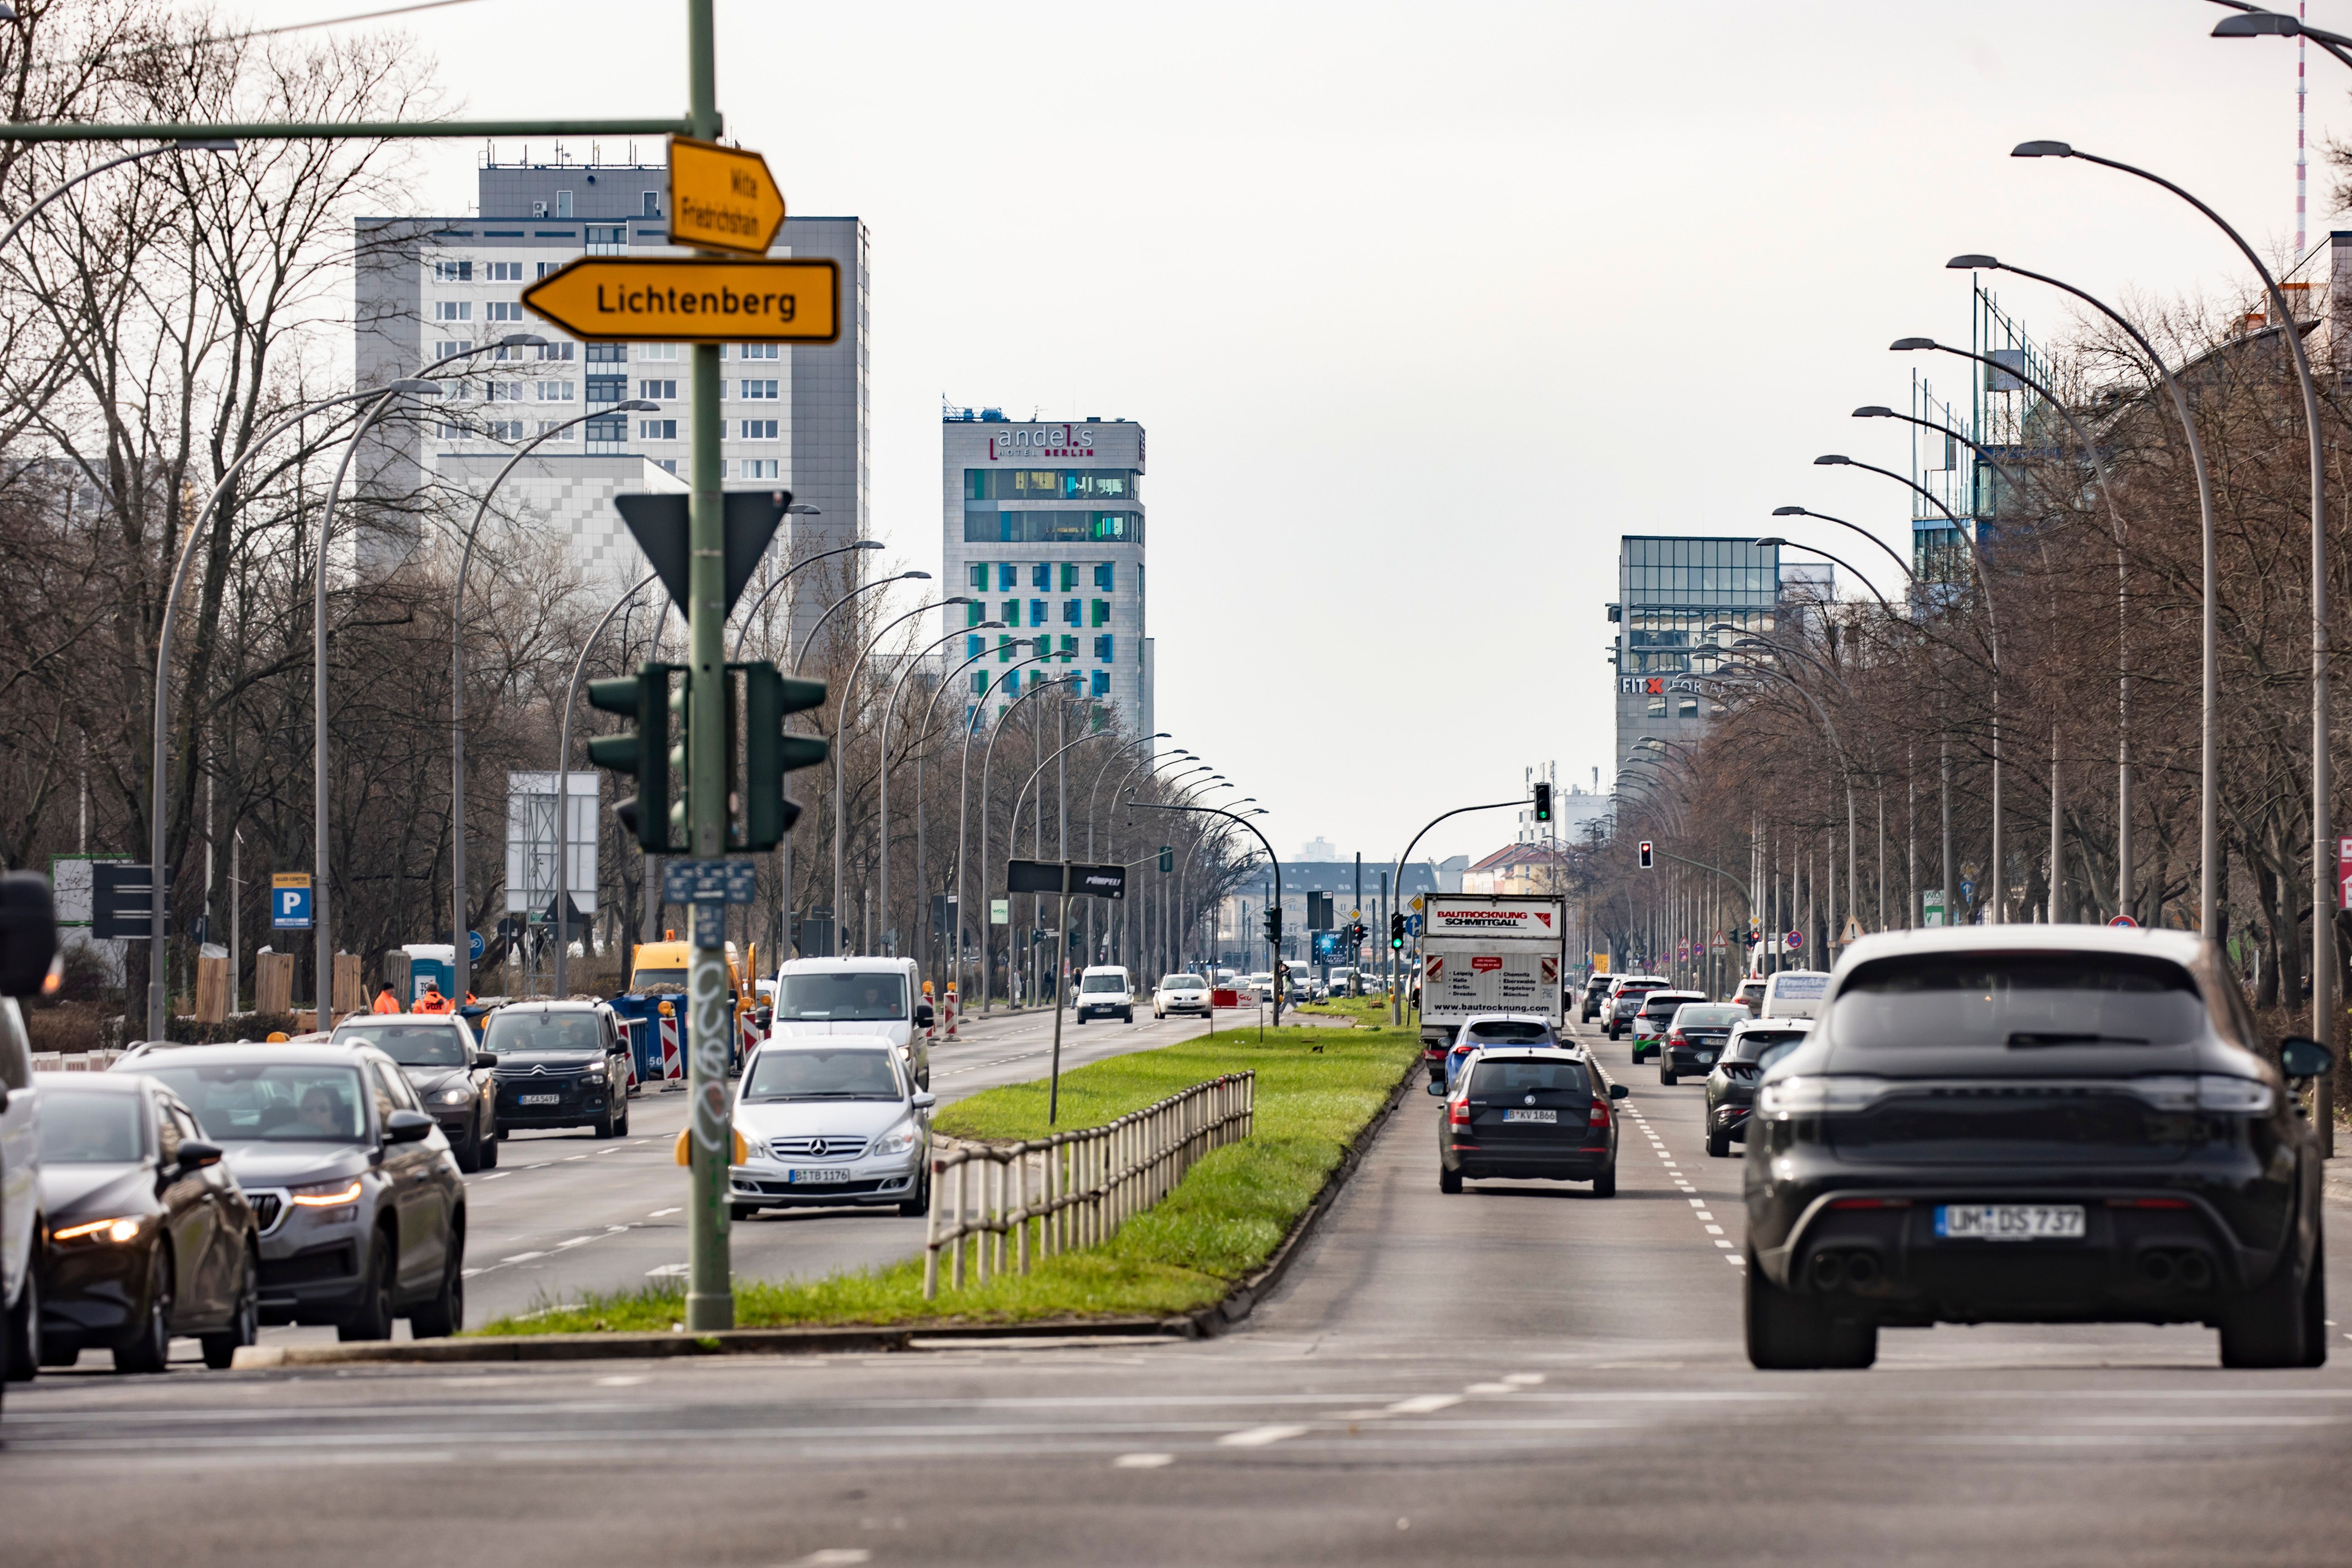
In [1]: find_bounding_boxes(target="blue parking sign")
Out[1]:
[272,872,313,930]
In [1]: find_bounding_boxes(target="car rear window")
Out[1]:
[1674,1005,1748,1029]
[1727,1029,1807,1064]
[1465,1020,1554,1044]
[1641,994,1699,1015]
[333,1021,468,1066]
[1468,1058,1590,1097]
[1828,953,2205,1050]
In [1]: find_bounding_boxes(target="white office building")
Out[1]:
[940,412,1152,735]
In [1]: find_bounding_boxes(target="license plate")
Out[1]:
[1935,1203,2085,1241]
[787,1168,850,1184]
[516,1094,560,1105]
[1501,1108,1557,1124]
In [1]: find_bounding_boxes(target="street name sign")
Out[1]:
[521,256,839,344]
[668,137,787,256]
[662,858,759,905]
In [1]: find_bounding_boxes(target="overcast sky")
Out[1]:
[241,0,2346,870]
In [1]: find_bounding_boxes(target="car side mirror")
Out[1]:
[0,870,58,1000]
[1609,1083,1630,1100]
[910,1091,937,1110]
[175,1139,223,1172]
[2280,1036,2334,1081]
[384,1108,435,1144]
[473,1052,498,1069]
[915,1003,935,1027]
[1425,1078,1446,1096]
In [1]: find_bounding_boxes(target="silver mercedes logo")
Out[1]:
[807,1137,829,1157]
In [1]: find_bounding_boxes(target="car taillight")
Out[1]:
[1448,1100,1472,1126]
[1587,1099,1611,1127]
[1667,1031,1685,1047]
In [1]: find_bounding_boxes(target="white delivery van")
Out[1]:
[1074,965,1135,1023]
[768,956,932,1088]
[1758,969,1830,1020]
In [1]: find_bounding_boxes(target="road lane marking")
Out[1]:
[1219,1425,1309,1447]
[1386,1394,1463,1414]
[649,1207,681,1217]
[1502,1374,1545,1386]
[1715,1239,1735,1249]
[1114,1452,1175,1468]
[501,1252,546,1263]
[596,1375,648,1386]
[1463,1383,1519,1395]
[1706,1225,1725,1235]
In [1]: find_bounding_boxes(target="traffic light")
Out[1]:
[1533,782,1552,823]
[1389,912,1405,951]
[741,661,828,850]
[587,663,682,853]
[1157,844,1173,873]
[1263,905,1282,947]
[1638,840,1654,870]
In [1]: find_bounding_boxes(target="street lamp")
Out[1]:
[1751,536,1896,615]
[976,672,1081,1006]
[550,570,658,996]
[875,618,1000,957]
[451,393,655,1002]
[1936,252,2222,934]
[959,645,1059,1010]
[837,594,969,950]
[908,627,1015,977]
[886,621,1006,967]
[729,530,880,662]
[1386,795,1526,1025]
[0,137,236,256]
[1767,505,1916,583]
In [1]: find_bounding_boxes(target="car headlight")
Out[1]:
[870,1123,920,1157]
[583,1068,606,1084]
[55,1215,144,1244]
[1756,1076,1891,1118]
[435,1087,473,1106]
[289,1178,365,1207]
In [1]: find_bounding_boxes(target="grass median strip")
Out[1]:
[472,1019,1420,1336]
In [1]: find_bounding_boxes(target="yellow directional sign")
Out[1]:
[521,257,839,344]
[668,136,787,256]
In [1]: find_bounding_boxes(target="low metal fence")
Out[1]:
[30,1050,128,1073]
[923,1071,1255,1298]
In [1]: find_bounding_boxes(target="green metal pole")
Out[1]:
[682,0,732,1333]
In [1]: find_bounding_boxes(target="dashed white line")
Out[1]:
[1386,1394,1464,1414]
[501,1251,546,1263]
[1114,1453,1176,1469]
[1219,1425,1309,1447]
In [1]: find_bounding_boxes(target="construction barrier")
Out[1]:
[657,1003,684,1089]
[944,983,958,1040]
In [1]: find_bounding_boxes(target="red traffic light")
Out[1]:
[1638,840,1654,869]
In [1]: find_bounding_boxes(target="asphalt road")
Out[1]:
[7,1013,2350,1566]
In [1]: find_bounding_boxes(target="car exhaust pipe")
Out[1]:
[1808,1251,1846,1291]
[2176,1250,2213,1291]
[2140,1251,2176,1287]
[1843,1251,1880,1287]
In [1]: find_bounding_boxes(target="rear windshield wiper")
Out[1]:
[2006,1031,2151,1048]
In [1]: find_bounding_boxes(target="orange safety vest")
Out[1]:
[371,990,402,1014]
[414,990,454,1014]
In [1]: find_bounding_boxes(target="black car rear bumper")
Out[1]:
[1663,1047,1721,1073]
[1445,1142,1613,1181]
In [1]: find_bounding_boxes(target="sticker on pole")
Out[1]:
[2107,914,2139,929]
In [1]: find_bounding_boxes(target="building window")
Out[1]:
[585,343,627,363]
[963,509,1144,545]
[963,468,1136,502]
[436,421,465,439]
[536,420,577,441]
[1029,598,1046,626]
[487,261,523,282]
[586,224,625,251]
[488,301,523,322]
[739,418,778,440]
[555,190,574,218]
[584,414,626,442]
[1091,669,1110,699]
[1057,561,1078,592]
[967,634,984,658]
[1093,635,1114,663]
[642,191,661,218]
[1678,697,1699,718]
[536,341,574,361]
[432,259,471,282]
[997,635,1016,663]
[433,339,471,360]
[1029,563,1049,591]
[1001,600,1021,627]
[1062,598,1080,625]
[1093,562,1114,592]
[1645,695,1667,717]
[639,419,678,441]
[536,260,560,279]
[968,564,988,591]
[739,379,778,399]
[487,381,523,402]
[738,458,779,478]
[996,563,1016,591]
[585,374,626,403]
[1090,599,1110,628]
[740,343,778,359]
[640,379,677,400]
[640,342,679,361]
[536,380,574,402]
[433,300,471,322]
[972,670,988,695]
[1059,635,1076,658]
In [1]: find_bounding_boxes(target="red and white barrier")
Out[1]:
[658,1006,684,1088]
[739,1006,760,1068]
[944,984,959,1040]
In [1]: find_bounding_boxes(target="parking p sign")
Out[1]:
[272,872,313,930]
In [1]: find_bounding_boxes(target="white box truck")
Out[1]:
[1415,893,1568,1059]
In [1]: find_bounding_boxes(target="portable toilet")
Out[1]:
[401,943,456,1006]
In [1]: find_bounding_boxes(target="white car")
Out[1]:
[729,1038,934,1218]
[1153,973,1211,1019]
[1074,965,1136,1023]
[1246,972,1275,1002]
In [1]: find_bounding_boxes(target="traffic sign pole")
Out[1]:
[682,0,733,1334]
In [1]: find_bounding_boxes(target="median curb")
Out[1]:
[231,1041,1420,1369]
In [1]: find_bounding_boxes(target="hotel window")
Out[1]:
[967,635,984,658]
[488,302,523,322]
[971,668,988,697]
[1092,562,1113,592]
[487,261,524,282]
[1090,599,1110,627]
[1059,635,1076,658]
[739,379,778,399]
[968,564,988,591]
[433,300,471,322]
[963,603,983,629]
[1090,669,1110,699]
[1058,562,1078,591]
[639,419,678,441]
[1093,635,1114,663]
[1062,599,1080,625]
[432,260,471,282]
[997,635,1017,663]
[739,419,778,439]
[640,379,677,400]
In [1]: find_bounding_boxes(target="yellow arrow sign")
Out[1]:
[521,257,839,344]
[668,136,786,256]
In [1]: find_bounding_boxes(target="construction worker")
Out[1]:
[413,981,455,1015]
[371,983,402,1015]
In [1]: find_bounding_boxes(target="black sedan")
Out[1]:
[327,1016,499,1171]
[1433,1048,1626,1196]
[1658,1002,1750,1085]
[33,1072,260,1372]
[1744,928,2331,1371]
[1703,1018,1811,1156]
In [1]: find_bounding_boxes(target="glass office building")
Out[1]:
[1611,536,1812,779]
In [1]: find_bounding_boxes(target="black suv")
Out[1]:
[1744,928,2330,1370]
[481,1002,634,1139]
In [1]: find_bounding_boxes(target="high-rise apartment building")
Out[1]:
[354,152,868,643]
[940,412,1151,735]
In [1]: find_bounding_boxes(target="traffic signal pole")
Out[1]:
[1386,798,1523,1027]
[682,0,733,1333]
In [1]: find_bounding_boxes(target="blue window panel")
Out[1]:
[1062,598,1080,625]
[1029,598,1046,625]
[1031,563,1051,590]
[967,635,984,659]
[1001,599,1021,627]
[997,563,1015,591]
[1091,669,1110,699]
[1093,635,1114,663]
[1093,562,1114,592]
